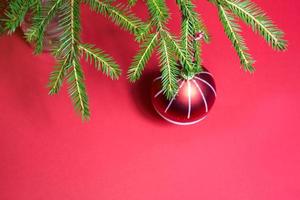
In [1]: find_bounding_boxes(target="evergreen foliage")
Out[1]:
[211,0,287,71]
[79,43,121,79]
[83,0,145,36]
[4,0,30,33]
[218,4,254,71]
[1,0,141,119]
[223,0,287,50]
[25,0,62,53]
[128,32,158,81]
[128,0,208,99]
[0,0,287,119]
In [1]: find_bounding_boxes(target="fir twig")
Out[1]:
[25,0,63,53]
[4,0,30,33]
[48,56,70,95]
[176,0,210,42]
[54,0,90,119]
[218,4,254,71]
[79,43,121,80]
[83,0,145,36]
[162,30,197,74]
[176,0,207,68]
[222,0,287,50]
[158,36,179,99]
[128,0,138,7]
[181,18,193,61]
[146,0,169,24]
[68,56,90,120]
[136,19,154,42]
[128,32,159,81]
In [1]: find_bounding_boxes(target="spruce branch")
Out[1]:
[0,0,287,120]
[158,36,179,99]
[136,19,154,42]
[79,43,121,80]
[29,0,42,16]
[176,0,210,42]
[48,56,70,95]
[68,56,90,120]
[83,0,145,36]
[81,0,109,15]
[162,30,198,75]
[109,3,145,36]
[127,0,179,97]
[180,17,203,70]
[146,0,169,24]
[128,32,159,81]
[54,1,81,58]
[222,0,287,50]
[53,0,90,119]
[0,2,5,35]
[4,0,30,33]
[25,0,63,53]
[128,0,138,7]
[181,18,193,60]
[218,4,254,72]
[176,0,206,73]
[131,0,199,96]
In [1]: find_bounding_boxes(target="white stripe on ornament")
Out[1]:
[199,71,214,77]
[153,76,162,82]
[165,80,185,113]
[155,88,164,98]
[194,76,217,97]
[193,80,208,113]
[154,79,182,98]
[187,80,192,119]
[154,104,208,125]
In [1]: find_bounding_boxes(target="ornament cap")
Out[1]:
[181,71,195,80]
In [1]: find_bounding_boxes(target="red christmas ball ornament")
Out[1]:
[151,68,216,125]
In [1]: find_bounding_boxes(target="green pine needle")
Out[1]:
[0,0,288,120]
[0,2,5,35]
[83,0,145,36]
[67,57,90,120]
[48,56,70,95]
[136,19,154,42]
[54,1,81,58]
[177,0,205,73]
[176,0,210,42]
[218,4,254,72]
[29,0,42,15]
[158,36,179,99]
[162,30,197,74]
[79,43,121,80]
[109,3,145,36]
[54,0,90,119]
[128,32,159,81]
[180,18,194,64]
[223,0,287,50]
[82,0,109,15]
[146,0,169,24]
[25,0,63,54]
[128,0,138,7]
[4,0,30,33]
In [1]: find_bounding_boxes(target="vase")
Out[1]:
[20,0,61,52]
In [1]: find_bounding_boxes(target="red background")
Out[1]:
[0,0,299,199]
